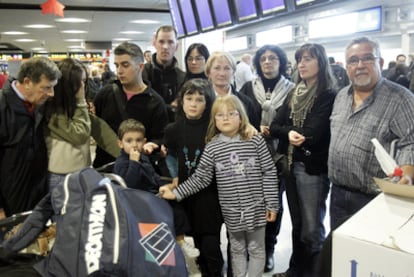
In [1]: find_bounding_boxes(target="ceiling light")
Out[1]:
[2,31,28,35]
[62,30,87,34]
[130,20,159,24]
[67,45,84,49]
[24,24,54,29]
[65,39,84,42]
[56,18,90,23]
[31,47,46,51]
[113,38,130,41]
[15,39,35,42]
[120,31,143,34]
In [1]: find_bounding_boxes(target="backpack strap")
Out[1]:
[112,83,128,120]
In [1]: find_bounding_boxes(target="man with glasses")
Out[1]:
[143,25,186,122]
[328,37,414,229]
[0,57,61,219]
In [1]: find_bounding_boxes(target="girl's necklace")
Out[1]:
[183,146,201,176]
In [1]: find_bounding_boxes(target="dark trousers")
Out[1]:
[265,178,284,257]
[194,234,224,277]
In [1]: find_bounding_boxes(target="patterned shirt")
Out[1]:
[329,78,414,194]
[174,134,278,233]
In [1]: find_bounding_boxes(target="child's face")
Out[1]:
[118,131,147,154]
[214,105,241,137]
[182,91,206,120]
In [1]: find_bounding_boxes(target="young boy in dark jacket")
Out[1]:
[113,119,161,194]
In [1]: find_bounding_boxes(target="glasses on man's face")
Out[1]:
[215,110,240,121]
[260,55,279,63]
[187,56,205,63]
[347,55,378,66]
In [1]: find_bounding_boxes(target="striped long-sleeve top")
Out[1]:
[173,134,279,233]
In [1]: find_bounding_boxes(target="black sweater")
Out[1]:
[270,88,336,175]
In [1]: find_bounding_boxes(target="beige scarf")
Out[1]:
[287,81,318,166]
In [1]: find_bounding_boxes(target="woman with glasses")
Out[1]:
[184,43,210,81]
[239,44,295,273]
[205,51,261,131]
[270,44,337,277]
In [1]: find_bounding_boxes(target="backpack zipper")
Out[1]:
[61,173,71,214]
[103,182,120,264]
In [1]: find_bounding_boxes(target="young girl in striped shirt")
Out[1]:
[160,94,279,277]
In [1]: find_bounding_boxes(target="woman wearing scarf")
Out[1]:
[239,44,295,273]
[269,43,337,277]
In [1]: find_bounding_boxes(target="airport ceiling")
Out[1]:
[0,0,172,54]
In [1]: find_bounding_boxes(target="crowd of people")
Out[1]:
[1,24,414,277]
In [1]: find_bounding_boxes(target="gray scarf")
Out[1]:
[252,76,295,126]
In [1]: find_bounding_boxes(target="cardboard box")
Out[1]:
[332,179,414,277]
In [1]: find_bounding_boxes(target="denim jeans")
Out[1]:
[48,173,67,194]
[329,184,376,230]
[286,162,330,277]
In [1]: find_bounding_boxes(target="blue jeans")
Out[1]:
[329,184,376,229]
[48,173,67,194]
[286,162,330,277]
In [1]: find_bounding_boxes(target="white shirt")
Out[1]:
[235,61,253,91]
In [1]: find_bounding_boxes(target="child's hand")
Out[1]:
[129,147,140,162]
[159,185,176,200]
[143,142,159,155]
[266,210,277,222]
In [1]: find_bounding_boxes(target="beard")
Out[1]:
[352,71,376,91]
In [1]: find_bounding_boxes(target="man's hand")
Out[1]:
[399,165,414,185]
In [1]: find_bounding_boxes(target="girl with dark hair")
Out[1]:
[270,43,337,277]
[44,58,120,192]
[184,43,210,81]
[164,78,224,276]
[239,44,295,273]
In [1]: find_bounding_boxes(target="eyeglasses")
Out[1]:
[215,110,240,120]
[187,56,205,63]
[347,55,379,66]
[260,55,279,63]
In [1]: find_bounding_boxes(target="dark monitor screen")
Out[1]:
[180,0,199,35]
[260,0,286,15]
[194,0,215,31]
[168,0,186,38]
[211,0,233,27]
[234,0,258,22]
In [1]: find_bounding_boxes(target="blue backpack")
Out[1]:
[2,168,187,277]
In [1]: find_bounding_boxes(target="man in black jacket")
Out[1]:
[0,57,60,219]
[142,25,186,122]
[93,42,169,169]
